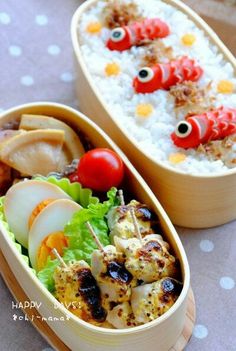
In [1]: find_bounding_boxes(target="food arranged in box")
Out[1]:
[0,103,190,351]
[71,0,236,228]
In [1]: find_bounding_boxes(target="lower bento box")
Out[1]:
[71,0,236,228]
[0,102,191,351]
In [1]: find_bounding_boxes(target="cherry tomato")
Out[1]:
[69,148,124,192]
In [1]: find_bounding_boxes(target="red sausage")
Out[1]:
[133,56,203,94]
[107,18,170,51]
[171,107,236,149]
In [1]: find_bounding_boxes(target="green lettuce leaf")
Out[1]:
[34,176,99,207]
[64,187,118,261]
[37,257,59,292]
[0,184,118,292]
[37,218,109,291]
[37,187,118,291]
[0,197,5,220]
[65,187,118,228]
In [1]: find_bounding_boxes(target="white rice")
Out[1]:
[78,0,236,175]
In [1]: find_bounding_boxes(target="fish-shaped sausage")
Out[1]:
[106,18,170,51]
[133,56,203,93]
[171,106,236,149]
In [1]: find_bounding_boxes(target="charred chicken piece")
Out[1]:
[91,245,137,310]
[107,200,155,243]
[131,278,182,323]
[54,260,107,326]
[114,234,178,283]
[106,301,137,329]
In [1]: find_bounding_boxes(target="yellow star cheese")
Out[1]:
[86,21,102,34]
[181,34,196,46]
[169,153,186,164]
[217,80,234,94]
[136,103,153,117]
[105,62,121,76]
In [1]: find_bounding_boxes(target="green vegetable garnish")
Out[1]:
[0,178,119,292]
[38,187,119,291]
[34,175,99,207]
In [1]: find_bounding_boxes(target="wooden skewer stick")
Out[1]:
[86,221,105,253]
[130,207,143,244]
[52,248,67,268]
[118,189,125,206]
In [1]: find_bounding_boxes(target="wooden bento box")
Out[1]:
[71,0,236,229]
[0,103,192,351]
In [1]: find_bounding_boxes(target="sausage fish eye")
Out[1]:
[137,67,154,83]
[110,28,126,42]
[175,121,192,138]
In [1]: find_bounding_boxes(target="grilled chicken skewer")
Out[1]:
[107,192,155,242]
[105,202,151,328]
[86,221,137,311]
[53,249,107,326]
[129,207,143,244]
[113,204,177,283]
[91,245,136,308]
[85,201,138,329]
[53,208,181,329]
[114,233,177,283]
[106,301,137,329]
[131,277,182,323]
[105,206,141,329]
[91,241,138,329]
[106,197,179,327]
[106,276,182,328]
